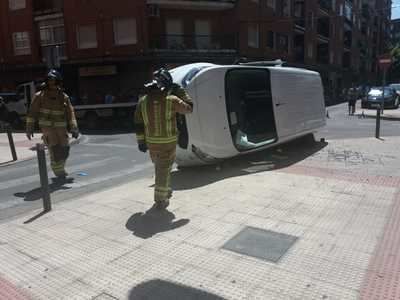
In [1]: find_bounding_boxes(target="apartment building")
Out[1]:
[0,0,392,103]
[392,18,400,45]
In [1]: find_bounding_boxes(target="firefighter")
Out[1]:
[135,68,193,209]
[26,69,79,180]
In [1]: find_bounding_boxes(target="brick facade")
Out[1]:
[0,0,392,103]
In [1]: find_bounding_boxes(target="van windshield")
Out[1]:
[225,68,277,151]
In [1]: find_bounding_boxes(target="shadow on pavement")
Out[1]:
[126,206,190,239]
[14,177,74,201]
[171,135,328,191]
[128,279,226,300]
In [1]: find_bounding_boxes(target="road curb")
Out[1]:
[355,113,400,122]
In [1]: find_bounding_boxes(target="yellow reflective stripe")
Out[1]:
[39,120,52,126]
[50,110,65,116]
[53,122,67,127]
[155,186,170,192]
[70,119,78,128]
[154,103,161,136]
[136,134,145,139]
[26,117,35,123]
[39,108,51,114]
[141,97,149,126]
[166,97,172,137]
[146,136,177,144]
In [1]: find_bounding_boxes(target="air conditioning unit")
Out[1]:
[147,4,160,17]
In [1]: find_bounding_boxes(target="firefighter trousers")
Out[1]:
[148,143,176,203]
[41,127,69,177]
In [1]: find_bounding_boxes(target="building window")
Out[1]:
[113,17,137,46]
[77,24,97,49]
[9,0,25,10]
[266,0,275,10]
[38,18,67,65]
[282,0,291,17]
[166,19,184,49]
[330,51,334,64]
[307,43,313,58]
[267,31,275,49]
[248,23,259,48]
[13,32,31,55]
[276,33,289,53]
[332,0,336,12]
[307,12,314,29]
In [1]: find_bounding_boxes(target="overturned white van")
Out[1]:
[170,62,326,167]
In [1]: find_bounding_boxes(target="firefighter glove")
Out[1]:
[138,143,148,153]
[71,130,79,139]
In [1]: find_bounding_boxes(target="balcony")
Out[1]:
[319,0,332,12]
[33,0,63,15]
[150,34,237,53]
[361,4,370,19]
[146,0,235,11]
[294,34,305,63]
[317,17,330,39]
[316,42,329,65]
[342,51,351,69]
[294,0,305,29]
[344,31,352,49]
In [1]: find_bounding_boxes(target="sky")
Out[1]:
[393,0,400,19]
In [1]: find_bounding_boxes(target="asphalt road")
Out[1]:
[0,131,153,222]
[0,102,399,222]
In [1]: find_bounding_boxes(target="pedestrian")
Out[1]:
[347,86,357,115]
[26,69,79,181]
[134,68,193,209]
[104,92,114,104]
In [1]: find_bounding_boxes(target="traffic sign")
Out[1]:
[378,53,393,70]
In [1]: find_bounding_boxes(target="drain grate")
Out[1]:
[223,226,298,263]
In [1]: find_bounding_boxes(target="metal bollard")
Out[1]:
[6,127,17,161]
[375,107,381,139]
[36,143,51,211]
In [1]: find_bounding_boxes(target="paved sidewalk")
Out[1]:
[0,132,42,165]
[1,135,400,299]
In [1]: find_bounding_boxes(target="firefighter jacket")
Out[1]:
[26,88,78,133]
[171,84,193,108]
[134,89,193,145]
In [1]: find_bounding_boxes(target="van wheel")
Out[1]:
[86,112,98,129]
[302,133,316,145]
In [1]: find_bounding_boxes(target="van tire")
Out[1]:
[303,133,316,145]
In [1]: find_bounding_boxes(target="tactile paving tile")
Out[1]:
[0,275,31,300]
[360,189,400,300]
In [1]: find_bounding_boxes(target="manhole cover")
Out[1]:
[223,227,298,263]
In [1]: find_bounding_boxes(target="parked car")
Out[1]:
[361,87,399,109]
[390,83,400,96]
[0,93,24,128]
